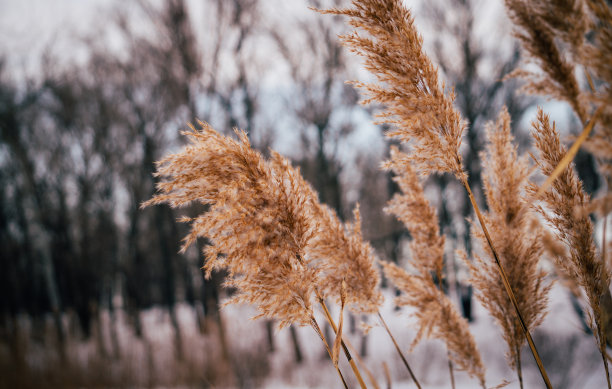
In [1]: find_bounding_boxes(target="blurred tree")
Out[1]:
[0,60,67,359]
[270,0,379,356]
[419,0,531,320]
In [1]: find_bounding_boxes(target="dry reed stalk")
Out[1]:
[343,336,381,389]
[507,3,612,385]
[300,193,383,387]
[317,295,368,389]
[382,361,391,389]
[530,108,611,388]
[504,0,588,122]
[506,0,612,242]
[376,311,421,389]
[331,281,348,367]
[321,0,552,386]
[310,316,349,389]
[465,107,552,389]
[297,199,381,388]
[459,174,553,389]
[144,122,319,327]
[317,0,467,181]
[383,149,467,388]
[535,106,603,198]
[447,350,456,389]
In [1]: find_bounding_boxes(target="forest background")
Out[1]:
[0,0,605,387]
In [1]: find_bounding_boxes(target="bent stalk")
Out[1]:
[317,296,368,389]
[461,175,553,389]
[310,316,349,389]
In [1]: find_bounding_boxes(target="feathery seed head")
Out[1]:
[321,0,467,179]
[529,108,609,351]
[145,122,320,328]
[309,202,384,313]
[468,107,551,370]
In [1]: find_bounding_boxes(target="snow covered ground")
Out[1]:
[2,282,606,388]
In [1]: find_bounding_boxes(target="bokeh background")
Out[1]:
[0,0,605,387]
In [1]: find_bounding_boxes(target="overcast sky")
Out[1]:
[0,0,118,76]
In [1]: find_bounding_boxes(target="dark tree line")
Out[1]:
[0,0,372,368]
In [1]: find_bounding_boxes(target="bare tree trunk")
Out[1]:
[2,122,67,360]
[41,247,66,361]
[94,305,109,359]
[265,320,275,352]
[108,293,121,358]
[290,325,304,363]
[360,332,368,358]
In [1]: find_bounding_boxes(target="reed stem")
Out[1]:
[437,271,455,389]
[317,296,368,389]
[310,316,349,389]
[383,362,392,389]
[516,344,524,389]
[603,214,608,272]
[602,349,611,389]
[376,311,422,389]
[344,334,381,389]
[460,175,553,389]
[603,215,611,389]
[447,353,455,389]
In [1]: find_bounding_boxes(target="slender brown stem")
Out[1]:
[310,316,349,389]
[603,214,608,279]
[602,349,611,389]
[447,353,456,389]
[437,272,455,389]
[317,296,368,389]
[376,311,422,389]
[603,215,611,389]
[344,335,381,389]
[516,344,524,389]
[460,176,553,389]
[586,70,596,93]
[383,362,392,389]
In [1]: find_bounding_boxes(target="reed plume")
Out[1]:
[145,121,387,387]
[529,108,611,384]
[581,1,612,203]
[323,0,552,386]
[144,121,321,328]
[309,202,383,314]
[505,0,612,195]
[466,107,552,388]
[383,148,444,279]
[504,0,588,122]
[319,0,466,180]
[382,148,486,388]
